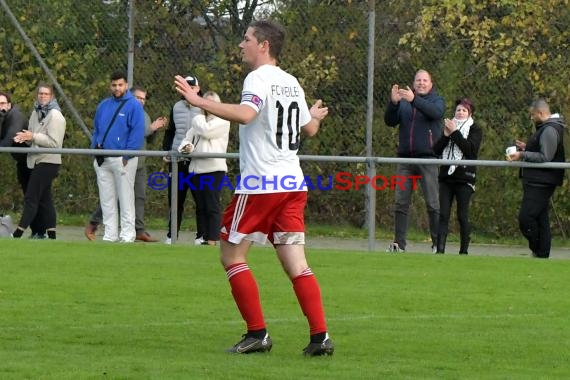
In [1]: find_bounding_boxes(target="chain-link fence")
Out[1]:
[1,0,569,238]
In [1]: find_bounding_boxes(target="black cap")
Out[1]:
[185,75,199,86]
[184,75,202,97]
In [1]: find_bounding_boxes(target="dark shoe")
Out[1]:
[436,233,447,254]
[303,336,334,357]
[84,222,98,241]
[30,233,46,239]
[460,237,470,254]
[226,333,272,354]
[136,231,158,242]
[11,227,24,238]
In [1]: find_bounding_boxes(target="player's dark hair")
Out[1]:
[0,91,12,103]
[250,20,285,60]
[110,70,128,82]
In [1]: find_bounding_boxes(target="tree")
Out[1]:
[399,0,570,111]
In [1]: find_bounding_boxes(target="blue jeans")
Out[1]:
[393,163,440,250]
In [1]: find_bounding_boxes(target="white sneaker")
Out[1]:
[386,242,404,253]
[164,237,172,245]
[194,236,205,245]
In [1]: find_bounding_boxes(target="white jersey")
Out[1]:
[236,64,312,194]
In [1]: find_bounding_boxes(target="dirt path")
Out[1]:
[51,226,570,259]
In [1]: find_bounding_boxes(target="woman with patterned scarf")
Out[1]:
[432,98,482,254]
[11,83,66,239]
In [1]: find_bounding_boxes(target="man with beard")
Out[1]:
[91,70,144,243]
[0,91,30,197]
[0,91,38,236]
[0,91,29,195]
[507,99,566,258]
[84,85,166,242]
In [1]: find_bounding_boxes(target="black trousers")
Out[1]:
[437,181,474,253]
[16,160,44,234]
[18,163,60,230]
[518,183,556,258]
[190,171,225,241]
[167,160,191,238]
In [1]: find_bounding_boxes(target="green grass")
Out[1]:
[1,241,569,379]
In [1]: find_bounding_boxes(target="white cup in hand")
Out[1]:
[505,146,517,161]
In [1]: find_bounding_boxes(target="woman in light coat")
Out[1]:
[12,84,66,239]
[179,91,230,245]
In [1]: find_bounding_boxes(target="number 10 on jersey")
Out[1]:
[275,100,301,150]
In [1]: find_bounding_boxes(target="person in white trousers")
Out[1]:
[91,70,145,242]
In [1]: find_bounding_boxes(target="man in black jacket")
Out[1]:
[508,99,566,258]
[0,91,28,180]
[384,70,445,253]
[0,91,44,238]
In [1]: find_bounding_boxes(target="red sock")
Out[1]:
[293,268,327,335]
[225,263,265,331]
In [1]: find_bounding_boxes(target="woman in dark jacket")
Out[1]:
[433,98,483,254]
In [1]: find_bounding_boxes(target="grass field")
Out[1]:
[1,240,569,379]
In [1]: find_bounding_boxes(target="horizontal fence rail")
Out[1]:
[2,147,570,249]
[2,147,570,169]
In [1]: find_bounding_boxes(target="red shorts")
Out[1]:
[220,192,307,245]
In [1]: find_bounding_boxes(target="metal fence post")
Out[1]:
[127,0,135,86]
[365,0,376,251]
[169,152,178,244]
[366,158,377,251]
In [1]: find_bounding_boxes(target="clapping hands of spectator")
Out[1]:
[151,116,168,131]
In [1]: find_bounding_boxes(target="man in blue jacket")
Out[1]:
[91,70,145,242]
[384,69,445,253]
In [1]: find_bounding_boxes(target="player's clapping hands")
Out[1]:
[310,99,328,121]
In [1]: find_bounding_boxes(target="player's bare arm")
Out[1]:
[303,99,328,137]
[174,75,257,124]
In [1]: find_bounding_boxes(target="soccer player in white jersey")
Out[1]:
[174,19,333,356]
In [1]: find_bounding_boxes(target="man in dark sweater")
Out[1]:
[508,99,566,258]
[0,91,44,238]
[384,70,445,253]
